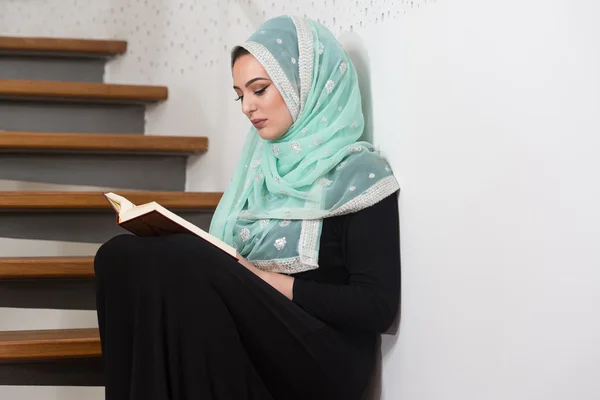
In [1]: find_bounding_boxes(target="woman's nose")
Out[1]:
[241,97,257,116]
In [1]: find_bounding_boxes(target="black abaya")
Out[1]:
[94,193,400,400]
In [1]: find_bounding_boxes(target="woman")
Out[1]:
[95,15,400,400]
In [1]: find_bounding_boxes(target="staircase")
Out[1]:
[0,37,220,391]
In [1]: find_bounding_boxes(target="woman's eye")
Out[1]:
[234,95,243,102]
[254,84,271,96]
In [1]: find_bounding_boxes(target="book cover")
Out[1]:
[103,192,237,259]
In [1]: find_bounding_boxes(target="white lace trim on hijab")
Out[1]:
[242,41,301,121]
[253,175,400,273]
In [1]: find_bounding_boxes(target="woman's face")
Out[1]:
[232,54,293,141]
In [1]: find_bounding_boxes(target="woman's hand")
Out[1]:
[236,252,295,300]
[236,251,258,273]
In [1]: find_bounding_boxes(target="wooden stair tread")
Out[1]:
[0,256,94,279]
[0,36,127,57]
[0,191,223,210]
[0,79,168,103]
[0,132,208,154]
[0,328,100,361]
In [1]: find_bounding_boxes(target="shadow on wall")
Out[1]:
[339,32,403,400]
[338,32,375,145]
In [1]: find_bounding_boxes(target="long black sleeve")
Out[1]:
[292,194,401,333]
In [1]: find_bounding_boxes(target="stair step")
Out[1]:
[0,153,187,191]
[0,257,94,279]
[0,132,208,154]
[0,56,106,82]
[0,191,222,211]
[0,328,100,361]
[0,101,145,134]
[0,36,127,57]
[0,357,103,386]
[0,79,168,103]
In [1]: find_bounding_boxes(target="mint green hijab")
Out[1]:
[209,15,400,274]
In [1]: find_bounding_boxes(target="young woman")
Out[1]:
[95,15,401,400]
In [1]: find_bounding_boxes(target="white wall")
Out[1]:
[360,0,600,398]
[2,0,600,399]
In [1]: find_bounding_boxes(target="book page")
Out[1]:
[104,192,136,214]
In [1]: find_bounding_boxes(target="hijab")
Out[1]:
[209,15,400,274]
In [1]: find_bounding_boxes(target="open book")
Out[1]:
[104,192,237,260]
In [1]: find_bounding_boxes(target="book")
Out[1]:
[103,192,237,260]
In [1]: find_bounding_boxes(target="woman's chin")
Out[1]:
[258,129,284,141]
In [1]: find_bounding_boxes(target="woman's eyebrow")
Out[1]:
[233,77,270,90]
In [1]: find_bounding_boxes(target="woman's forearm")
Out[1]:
[261,271,294,300]
[237,253,295,300]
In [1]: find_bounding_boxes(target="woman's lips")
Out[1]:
[252,119,267,129]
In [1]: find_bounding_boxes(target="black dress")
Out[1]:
[94,193,400,400]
